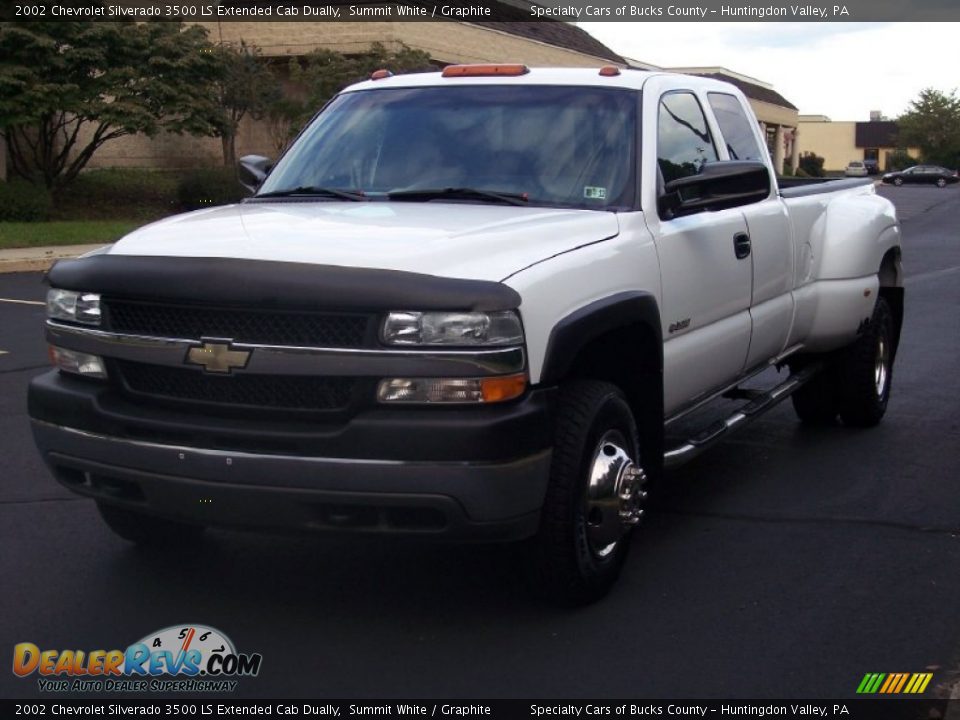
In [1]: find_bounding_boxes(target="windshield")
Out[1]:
[259,85,638,210]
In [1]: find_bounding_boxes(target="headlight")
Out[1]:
[381,311,523,346]
[377,374,526,404]
[48,346,107,379]
[47,289,101,325]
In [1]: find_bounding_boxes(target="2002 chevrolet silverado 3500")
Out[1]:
[29,66,903,604]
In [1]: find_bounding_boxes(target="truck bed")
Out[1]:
[778,176,874,198]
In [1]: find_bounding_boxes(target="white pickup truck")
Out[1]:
[30,66,903,605]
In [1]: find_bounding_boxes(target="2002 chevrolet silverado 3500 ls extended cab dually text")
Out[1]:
[29,66,903,604]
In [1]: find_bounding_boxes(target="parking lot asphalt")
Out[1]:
[1,185,958,700]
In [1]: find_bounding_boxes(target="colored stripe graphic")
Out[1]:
[884,673,907,693]
[892,673,910,693]
[856,674,874,694]
[857,672,933,694]
[857,673,885,694]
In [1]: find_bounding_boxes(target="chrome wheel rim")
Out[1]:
[584,430,646,559]
[875,336,889,399]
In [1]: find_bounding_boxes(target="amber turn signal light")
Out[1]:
[480,373,527,403]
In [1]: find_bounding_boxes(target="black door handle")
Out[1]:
[733,232,751,259]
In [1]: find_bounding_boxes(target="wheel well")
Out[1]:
[566,324,664,483]
[879,246,902,287]
[878,247,904,361]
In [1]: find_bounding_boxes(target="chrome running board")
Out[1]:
[663,363,822,469]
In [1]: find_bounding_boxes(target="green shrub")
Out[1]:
[798,152,825,178]
[176,168,248,211]
[887,149,919,172]
[0,180,53,221]
[56,169,180,221]
[795,167,810,178]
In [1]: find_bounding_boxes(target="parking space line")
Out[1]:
[0,351,8,356]
[904,265,960,286]
[0,298,45,306]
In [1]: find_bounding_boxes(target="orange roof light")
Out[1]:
[599,65,621,77]
[370,69,393,80]
[442,64,530,78]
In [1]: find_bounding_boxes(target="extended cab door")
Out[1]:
[642,85,752,414]
[705,91,794,368]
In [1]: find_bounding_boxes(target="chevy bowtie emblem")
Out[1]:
[185,341,251,374]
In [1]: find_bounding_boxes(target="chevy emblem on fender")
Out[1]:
[185,341,251,374]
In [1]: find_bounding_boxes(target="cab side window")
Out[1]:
[707,92,763,161]
[657,92,718,184]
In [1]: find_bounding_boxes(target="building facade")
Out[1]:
[797,116,917,173]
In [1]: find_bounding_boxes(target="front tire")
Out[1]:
[528,380,646,606]
[894,177,903,186]
[97,502,205,546]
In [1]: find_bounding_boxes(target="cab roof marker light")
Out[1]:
[370,69,393,80]
[441,64,530,78]
[599,66,621,77]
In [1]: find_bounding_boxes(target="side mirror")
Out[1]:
[659,160,771,219]
[238,155,273,193]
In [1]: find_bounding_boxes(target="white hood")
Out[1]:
[107,201,620,282]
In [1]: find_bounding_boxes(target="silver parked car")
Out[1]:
[845,161,869,177]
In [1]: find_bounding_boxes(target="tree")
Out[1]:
[0,19,223,191]
[798,151,825,178]
[897,88,960,168]
[285,43,436,136]
[213,41,282,167]
[263,96,303,156]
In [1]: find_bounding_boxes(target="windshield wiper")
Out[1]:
[254,186,368,201]
[387,187,529,206]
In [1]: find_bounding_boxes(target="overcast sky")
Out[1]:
[583,22,954,120]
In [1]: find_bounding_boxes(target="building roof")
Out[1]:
[681,71,798,110]
[472,19,626,63]
[855,121,898,148]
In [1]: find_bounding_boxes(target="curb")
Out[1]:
[0,245,107,275]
